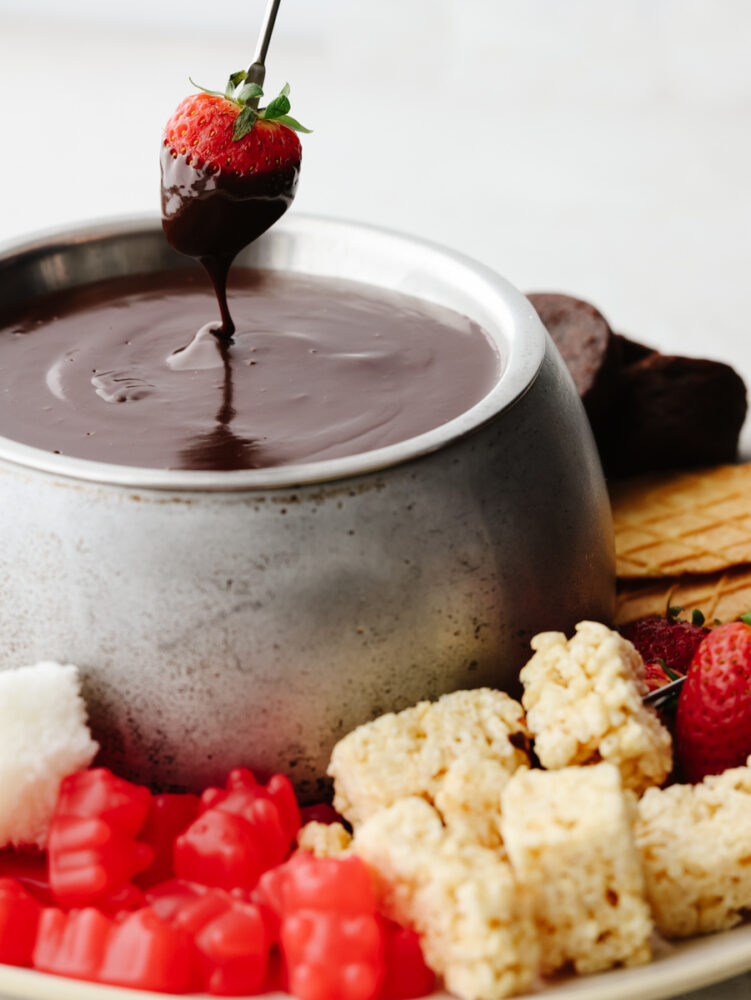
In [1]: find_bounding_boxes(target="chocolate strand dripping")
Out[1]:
[200,255,236,341]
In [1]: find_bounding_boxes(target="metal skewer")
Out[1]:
[642,674,686,707]
[245,0,282,104]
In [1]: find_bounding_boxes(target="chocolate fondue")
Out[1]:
[0,268,500,471]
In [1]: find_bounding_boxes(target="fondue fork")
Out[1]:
[642,674,686,709]
[245,0,283,108]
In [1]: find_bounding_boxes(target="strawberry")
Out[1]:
[161,75,310,263]
[618,611,708,677]
[675,621,751,782]
[643,660,679,693]
[163,85,306,189]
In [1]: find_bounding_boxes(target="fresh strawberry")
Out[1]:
[619,611,708,677]
[675,620,751,782]
[643,660,678,693]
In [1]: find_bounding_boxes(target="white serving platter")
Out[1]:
[2,922,751,1000]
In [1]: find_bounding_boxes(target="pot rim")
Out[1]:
[0,213,546,492]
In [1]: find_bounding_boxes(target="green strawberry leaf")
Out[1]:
[192,76,312,140]
[262,94,291,120]
[692,609,706,626]
[655,658,683,682]
[237,82,264,105]
[232,106,259,141]
[188,77,230,100]
[257,84,311,131]
[226,69,247,94]
[667,604,683,620]
[740,612,751,626]
[273,114,312,133]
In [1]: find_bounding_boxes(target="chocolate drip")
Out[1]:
[160,148,297,337]
[200,256,236,341]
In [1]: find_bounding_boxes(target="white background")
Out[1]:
[0,3,750,997]
[0,0,749,410]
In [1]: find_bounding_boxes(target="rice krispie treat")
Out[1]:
[520,620,672,793]
[329,689,529,832]
[434,757,510,849]
[500,763,652,975]
[296,820,352,858]
[637,759,751,937]
[353,797,539,1000]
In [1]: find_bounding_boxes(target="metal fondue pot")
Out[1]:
[0,215,614,797]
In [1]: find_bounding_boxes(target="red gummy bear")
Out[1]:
[47,769,154,910]
[174,769,299,892]
[0,878,43,966]
[34,906,193,992]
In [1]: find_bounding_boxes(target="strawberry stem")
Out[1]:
[188,73,311,141]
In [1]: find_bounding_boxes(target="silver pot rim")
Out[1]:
[0,213,546,492]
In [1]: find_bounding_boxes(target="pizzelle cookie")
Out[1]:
[611,464,751,578]
[615,566,751,625]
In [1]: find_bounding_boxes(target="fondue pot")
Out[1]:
[0,215,613,797]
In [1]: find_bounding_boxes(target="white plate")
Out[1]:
[1,924,751,1000]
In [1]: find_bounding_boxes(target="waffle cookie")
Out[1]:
[615,565,751,625]
[611,464,751,578]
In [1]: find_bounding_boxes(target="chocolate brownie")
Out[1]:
[528,295,747,477]
[527,292,621,428]
[602,350,747,476]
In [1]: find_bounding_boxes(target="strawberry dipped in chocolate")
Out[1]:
[161,74,309,338]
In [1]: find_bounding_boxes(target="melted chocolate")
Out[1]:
[0,269,500,471]
[160,148,297,338]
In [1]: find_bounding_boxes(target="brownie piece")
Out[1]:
[612,334,653,365]
[528,295,747,478]
[602,351,747,477]
[527,293,622,428]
